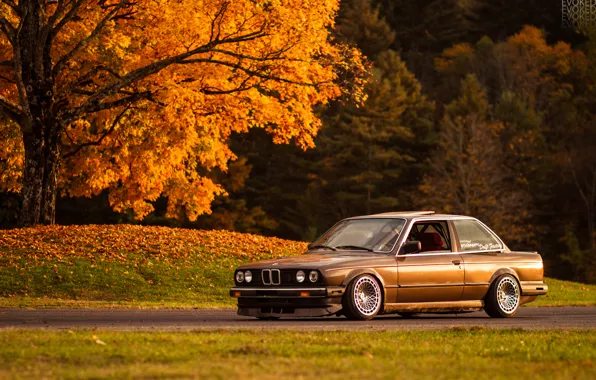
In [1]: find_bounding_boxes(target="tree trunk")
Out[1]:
[19,120,59,226]
[16,1,59,227]
[20,131,44,226]
[40,128,59,225]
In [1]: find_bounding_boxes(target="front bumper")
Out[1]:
[230,286,345,317]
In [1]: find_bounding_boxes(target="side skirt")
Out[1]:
[382,300,484,314]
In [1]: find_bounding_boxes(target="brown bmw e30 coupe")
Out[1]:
[230,211,548,320]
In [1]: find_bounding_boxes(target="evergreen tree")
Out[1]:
[377,0,483,52]
[313,50,434,220]
[336,0,396,59]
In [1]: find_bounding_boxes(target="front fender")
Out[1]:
[340,268,387,305]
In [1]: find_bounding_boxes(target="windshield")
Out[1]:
[311,218,406,253]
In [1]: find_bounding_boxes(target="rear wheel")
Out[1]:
[342,274,382,320]
[485,274,520,318]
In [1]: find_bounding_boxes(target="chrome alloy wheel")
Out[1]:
[496,276,520,314]
[353,276,381,316]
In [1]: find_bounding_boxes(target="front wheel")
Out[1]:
[485,274,520,318]
[342,274,382,320]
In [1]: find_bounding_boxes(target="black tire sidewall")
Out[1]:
[342,274,382,320]
[485,274,520,318]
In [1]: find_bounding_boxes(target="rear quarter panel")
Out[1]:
[460,251,544,300]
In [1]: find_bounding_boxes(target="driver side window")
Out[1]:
[406,221,452,253]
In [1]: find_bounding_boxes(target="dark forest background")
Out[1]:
[2,0,595,282]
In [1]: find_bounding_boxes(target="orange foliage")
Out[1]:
[0,0,366,221]
[434,43,474,73]
[0,225,307,265]
[0,121,22,192]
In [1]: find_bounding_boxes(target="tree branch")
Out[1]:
[49,0,86,37]
[0,17,16,44]
[210,45,301,62]
[62,27,269,124]
[62,105,130,159]
[0,73,15,83]
[52,0,129,77]
[180,58,318,87]
[0,94,23,123]
[85,91,156,114]
[200,73,262,95]
[209,0,229,43]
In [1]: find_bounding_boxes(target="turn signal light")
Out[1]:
[233,291,241,297]
[299,291,310,297]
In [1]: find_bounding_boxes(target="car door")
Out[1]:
[396,220,465,303]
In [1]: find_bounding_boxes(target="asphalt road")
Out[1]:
[0,307,594,330]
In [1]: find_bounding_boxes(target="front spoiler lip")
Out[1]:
[230,286,345,298]
[238,306,341,317]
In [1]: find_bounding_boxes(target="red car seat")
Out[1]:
[418,232,444,252]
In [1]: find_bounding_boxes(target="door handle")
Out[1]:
[452,260,461,265]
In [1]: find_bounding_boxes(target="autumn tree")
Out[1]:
[0,0,365,226]
[419,74,532,245]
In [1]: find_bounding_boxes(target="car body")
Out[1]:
[230,211,548,320]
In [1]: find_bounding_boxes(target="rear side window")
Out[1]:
[453,220,502,252]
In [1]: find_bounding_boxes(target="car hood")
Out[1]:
[238,252,386,270]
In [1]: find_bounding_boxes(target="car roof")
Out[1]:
[346,211,476,221]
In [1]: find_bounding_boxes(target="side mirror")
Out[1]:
[401,240,421,254]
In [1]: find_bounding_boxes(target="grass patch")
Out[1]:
[0,225,305,309]
[0,329,594,379]
[531,278,596,307]
[0,225,594,308]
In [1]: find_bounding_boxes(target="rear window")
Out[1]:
[453,219,502,252]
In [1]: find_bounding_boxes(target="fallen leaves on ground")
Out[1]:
[0,225,307,266]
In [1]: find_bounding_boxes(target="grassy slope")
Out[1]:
[0,329,594,379]
[0,225,594,308]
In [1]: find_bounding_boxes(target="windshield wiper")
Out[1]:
[309,244,337,251]
[334,245,374,252]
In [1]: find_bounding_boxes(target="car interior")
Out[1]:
[406,221,452,253]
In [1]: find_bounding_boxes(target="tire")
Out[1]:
[484,274,521,318]
[342,274,383,320]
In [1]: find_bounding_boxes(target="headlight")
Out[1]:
[235,271,244,283]
[309,270,319,283]
[244,270,252,283]
[296,270,305,283]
